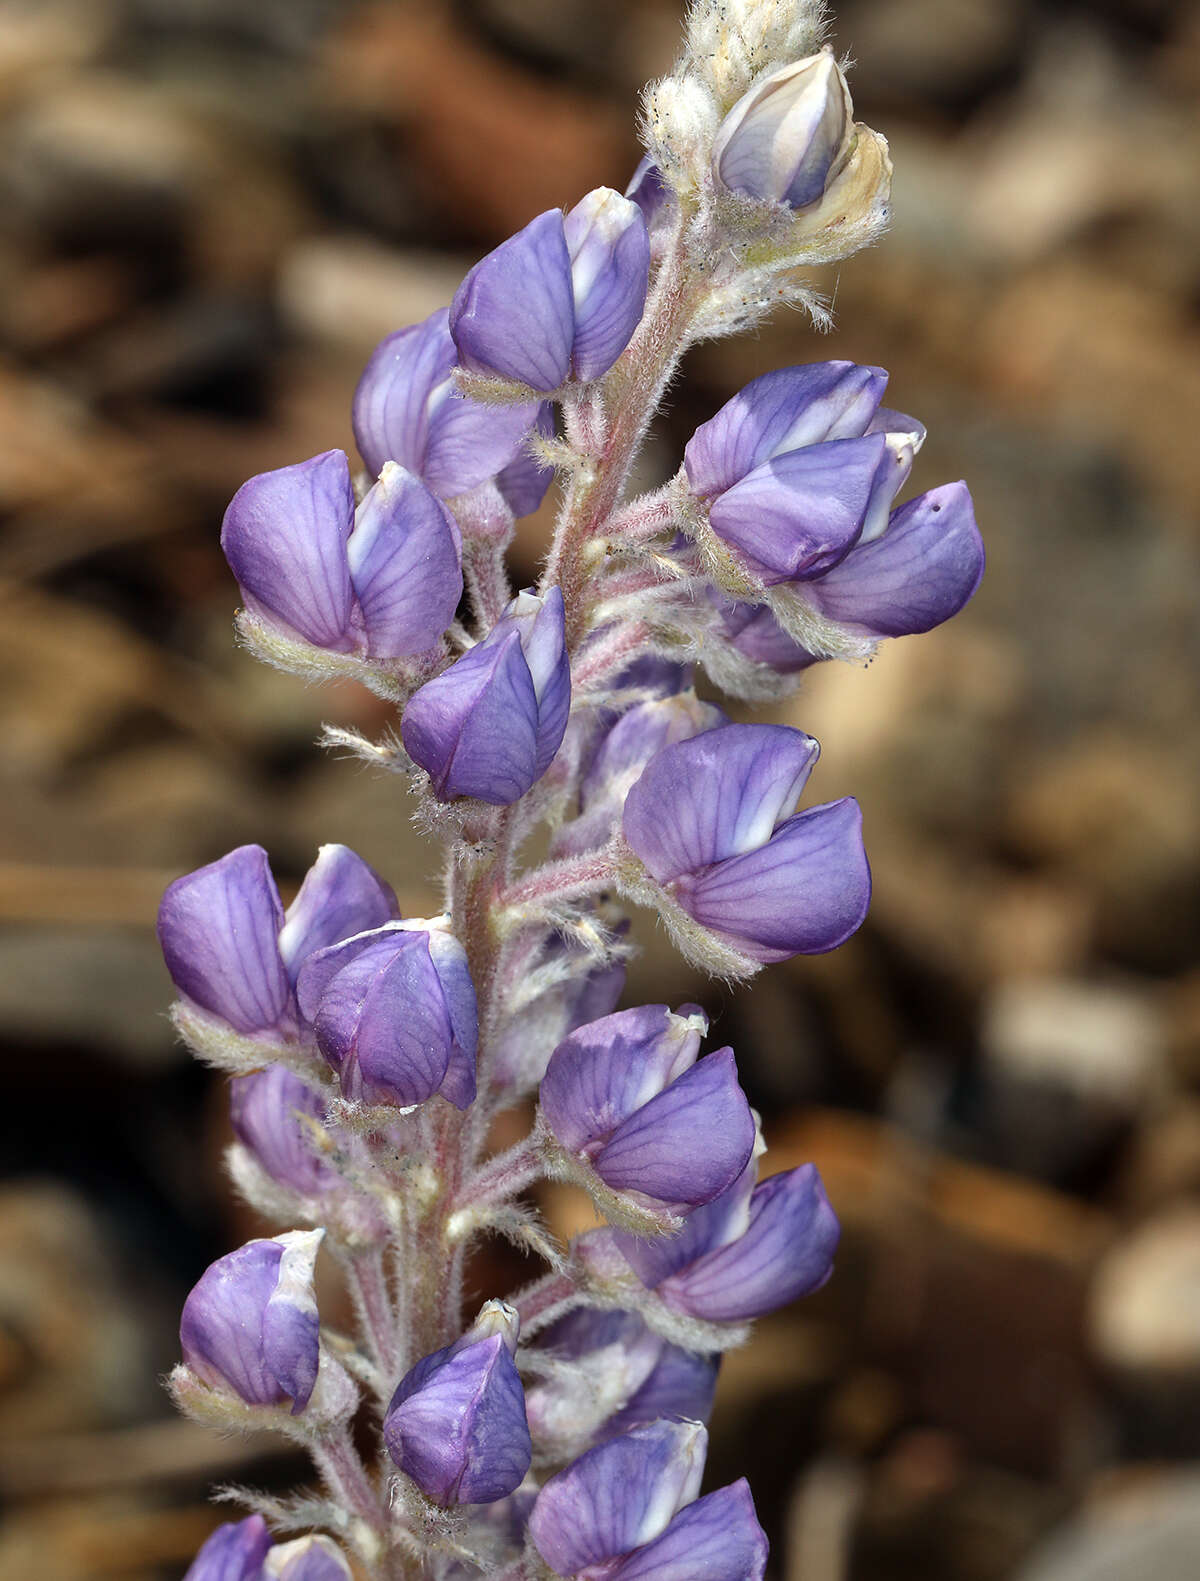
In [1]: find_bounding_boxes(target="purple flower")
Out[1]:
[449,190,649,392]
[601,1481,768,1581]
[793,480,985,640]
[712,50,852,210]
[528,1419,704,1576]
[529,1419,767,1580]
[561,693,727,855]
[609,1158,841,1323]
[184,1516,271,1581]
[180,1231,323,1415]
[401,587,570,806]
[221,450,462,659]
[264,1536,353,1581]
[296,919,477,1110]
[539,1005,755,1208]
[525,1308,717,1455]
[352,307,543,496]
[684,363,983,638]
[710,481,984,660]
[685,364,890,500]
[158,843,398,1039]
[384,1302,532,1506]
[230,1065,338,1197]
[685,364,923,589]
[622,723,871,963]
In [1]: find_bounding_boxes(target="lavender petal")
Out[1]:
[158,845,290,1035]
[449,210,576,392]
[221,450,355,651]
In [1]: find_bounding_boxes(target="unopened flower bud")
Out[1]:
[540,1005,755,1208]
[158,843,397,1045]
[449,194,649,393]
[352,307,541,497]
[528,1419,767,1581]
[297,919,477,1111]
[622,723,870,965]
[222,451,462,660]
[402,587,570,806]
[184,1516,271,1581]
[179,1231,325,1416]
[384,1301,531,1506]
[264,1534,353,1581]
[712,50,851,210]
[611,1158,840,1322]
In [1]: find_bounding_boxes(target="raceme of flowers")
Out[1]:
[164,4,984,1578]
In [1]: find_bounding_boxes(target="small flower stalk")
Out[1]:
[160,1,983,1575]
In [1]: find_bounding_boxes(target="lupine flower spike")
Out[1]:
[162,2,983,1574]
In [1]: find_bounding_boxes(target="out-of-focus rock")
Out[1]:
[978,977,1168,1181]
[1089,1204,1200,1453]
[1115,1101,1200,1212]
[0,927,171,1064]
[850,1431,1064,1581]
[0,2,115,114]
[1015,1472,1200,1581]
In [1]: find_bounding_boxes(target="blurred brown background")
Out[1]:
[1,0,1198,1576]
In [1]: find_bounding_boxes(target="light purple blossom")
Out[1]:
[296,920,477,1110]
[402,587,570,805]
[179,1231,323,1414]
[384,1303,531,1505]
[449,191,649,391]
[623,723,871,962]
[539,1005,755,1207]
[158,843,397,1038]
[685,363,983,637]
[221,450,463,658]
[606,1157,841,1322]
[352,307,543,496]
[529,1419,768,1580]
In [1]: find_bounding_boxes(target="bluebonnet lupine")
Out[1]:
[538,1004,756,1211]
[184,1520,353,1581]
[621,722,871,969]
[162,3,983,1575]
[449,189,650,392]
[222,452,464,667]
[401,586,570,805]
[296,918,478,1108]
[384,1301,532,1506]
[528,1420,767,1581]
[158,842,397,1065]
[174,1231,343,1421]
